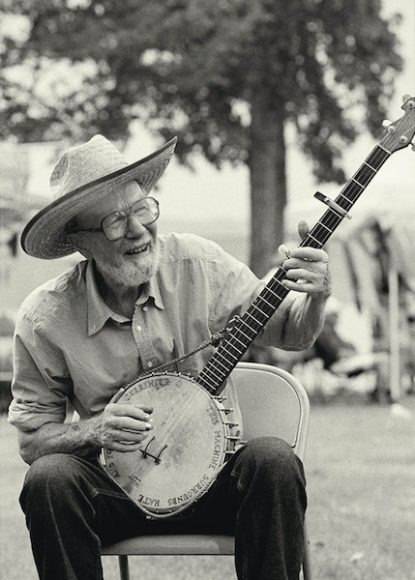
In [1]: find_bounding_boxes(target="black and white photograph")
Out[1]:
[1,1,414,579]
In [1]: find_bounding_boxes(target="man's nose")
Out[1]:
[126,215,147,237]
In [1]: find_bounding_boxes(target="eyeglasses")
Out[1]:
[70,197,160,241]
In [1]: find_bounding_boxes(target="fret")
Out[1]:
[351,177,365,188]
[319,209,341,226]
[343,180,364,201]
[223,341,244,356]
[196,374,210,390]
[363,161,377,172]
[354,165,376,187]
[208,363,227,380]
[272,270,287,283]
[218,347,239,363]
[210,357,230,374]
[237,327,254,342]
[197,369,213,386]
[251,303,271,318]
[317,220,333,234]
[266,286,285,301]
[338,192,354,207]
[240,314,262,334]
[244,312,262,330]
[202,366,225,383]
[266,290,287,305]
[377,143,391,155]
[231,334,247,349]
[366,145,390,167]
[257,295,275,310]
[310,226,331,247]
[307,233,323,247]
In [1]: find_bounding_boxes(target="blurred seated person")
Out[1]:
[245,297,355,373]
[313,297,356,371]
[318,299,391,401]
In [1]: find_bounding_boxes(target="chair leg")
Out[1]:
[118,555,130,580]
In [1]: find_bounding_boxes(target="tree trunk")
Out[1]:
[248,88,287,278]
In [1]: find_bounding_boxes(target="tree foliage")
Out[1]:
[1,0,403,274]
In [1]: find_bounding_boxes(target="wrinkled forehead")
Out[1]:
[75,181,146,225]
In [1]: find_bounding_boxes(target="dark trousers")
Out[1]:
[20,437,307,580]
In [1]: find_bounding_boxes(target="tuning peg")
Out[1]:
[381,119,395,133]
[402,94,411,103]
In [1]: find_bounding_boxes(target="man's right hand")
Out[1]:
[92,403,154,452]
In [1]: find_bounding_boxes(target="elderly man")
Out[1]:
[9,135,330,580]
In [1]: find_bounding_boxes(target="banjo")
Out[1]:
[102,96,415,519]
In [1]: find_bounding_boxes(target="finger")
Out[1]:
[99,421,151,448]
[282,279,314,293]
[113,416,154,433]
[283,259,328,275]
[278,244,292,260]
[283,271,331,295]
[284,268,321,282]
[289,247,329,263]
[103,440,145,453]
[297,220,309,241]
[112,428,151,443]
[106,403,153,421]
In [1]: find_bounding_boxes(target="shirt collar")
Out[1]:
[140,275,165,311]
[86,261,164,336]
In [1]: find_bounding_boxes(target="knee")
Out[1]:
[237,437,305,489]
[21,454,83,506]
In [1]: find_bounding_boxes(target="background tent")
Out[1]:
[286,158,415,400]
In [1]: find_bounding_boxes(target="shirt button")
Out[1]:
[147,361,153,368]
[143,306,148,312]
[136,325,142,332]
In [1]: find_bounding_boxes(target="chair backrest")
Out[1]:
[233,362,310,460]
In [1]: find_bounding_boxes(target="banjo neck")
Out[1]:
[196,95,415,396]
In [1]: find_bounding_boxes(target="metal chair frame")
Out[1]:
[102,362,312,579]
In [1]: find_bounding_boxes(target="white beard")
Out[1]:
[97,242,161,289]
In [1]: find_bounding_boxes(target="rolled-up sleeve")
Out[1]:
[8,310,71,432]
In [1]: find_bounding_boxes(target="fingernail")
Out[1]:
[146,423,153,430]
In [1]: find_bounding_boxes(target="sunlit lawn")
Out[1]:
[1,397,415,580]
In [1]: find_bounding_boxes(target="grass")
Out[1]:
[1,398,415,580]
[305,397,415,580]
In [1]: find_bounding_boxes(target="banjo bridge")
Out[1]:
[139,436,168,464]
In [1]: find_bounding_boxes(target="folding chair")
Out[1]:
[102,362,312,579]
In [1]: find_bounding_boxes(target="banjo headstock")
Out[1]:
[380,95,415,154]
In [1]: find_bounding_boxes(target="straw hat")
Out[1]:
[21,134,177,259]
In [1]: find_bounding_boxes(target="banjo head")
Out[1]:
[102,372,232,517]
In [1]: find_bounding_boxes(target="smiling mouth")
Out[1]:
[125,243,150,256]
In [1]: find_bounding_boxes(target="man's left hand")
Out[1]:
[279,220,331,297]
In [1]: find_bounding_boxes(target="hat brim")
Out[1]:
[21,137,177,259]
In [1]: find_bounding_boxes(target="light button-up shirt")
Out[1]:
[9,233,311,432]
